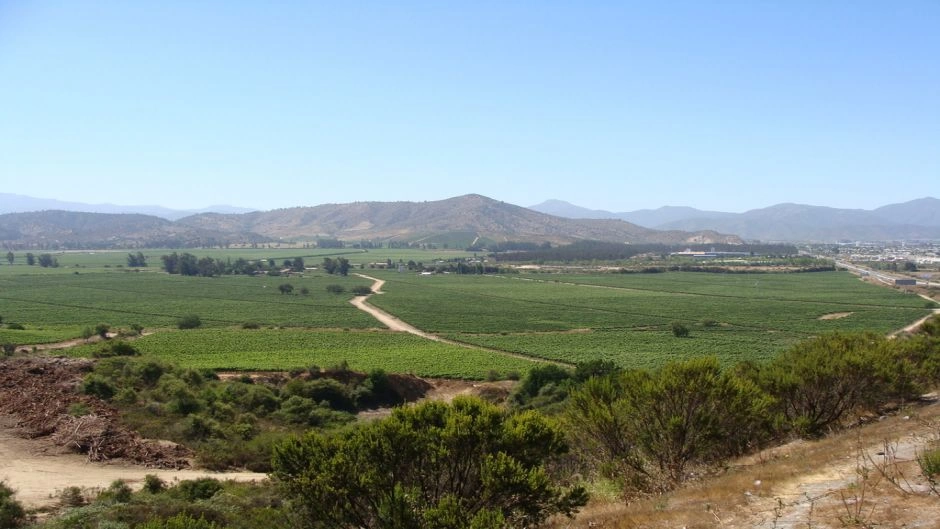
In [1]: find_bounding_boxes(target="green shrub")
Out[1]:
[1,343,15,357]
[325,284,345,294]
[918,446,940,481]
[177,314,202,330]
[671,322,690,337]
[6,323,24,330]
[241,321,261,329]
[59,486,86,507]
[82,374,116,400]
[350,285,373,296]
[0,481,26,529]
[142,474,166,494]
[169,478,223,502]
[93,340,140,358]
[97,480,133,504]
[757,333,905,437]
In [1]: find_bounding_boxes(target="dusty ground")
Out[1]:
[0,416,265,509]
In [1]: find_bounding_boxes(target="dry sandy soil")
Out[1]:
[0,416,265,509]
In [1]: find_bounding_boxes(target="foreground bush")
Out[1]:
[566,357,770,493]
[0,481,26,528]
[756,333,916,437]
[273,396,587,529]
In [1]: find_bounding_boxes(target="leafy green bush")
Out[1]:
[177,314,203,330]
[143,474,166,494]
[671,321,690,337]
[92,340,140,358]
[325,284,345,294]
[59,486,86,507]
[97,480,133,504]
[0,481,26,528]
[82,374,116,400]
[169,479,223,502]
[273,397,587,528]
[350,285,373,296]
[756,333,907,437]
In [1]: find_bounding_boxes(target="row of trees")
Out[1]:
[321,257,350,276]
[4,252,58,267]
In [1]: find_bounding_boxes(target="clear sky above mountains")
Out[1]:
[1,2,937,213]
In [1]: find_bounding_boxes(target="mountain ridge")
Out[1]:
[532,197,940,241]
[0,193,256,221]
[0,194,740,248]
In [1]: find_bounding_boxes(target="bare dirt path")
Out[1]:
[0,418,265,509]
[350,274,569,366]
[25,331,154,353]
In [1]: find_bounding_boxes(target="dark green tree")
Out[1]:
[273,397,587,529]
[25,253,35,266]
[37,253,58,267]
[278,283,294,295]
[127,252,148,267]
[5,252,13,265]
[322,257,337,274]
[337,257,351,276]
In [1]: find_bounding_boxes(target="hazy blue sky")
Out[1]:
[1,1,937,212]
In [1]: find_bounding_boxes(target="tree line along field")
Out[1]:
[1,248,932,377]
[0,247,475,271]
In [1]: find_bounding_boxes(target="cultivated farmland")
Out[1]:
[367,270,930,368]
[68,329,540,379]
[1,250,931,377]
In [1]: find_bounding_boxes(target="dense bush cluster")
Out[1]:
[561,320,940,496]
[83,359,412,471]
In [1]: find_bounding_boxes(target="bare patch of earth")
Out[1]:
[818,312,854,320]
[0,416,265,509]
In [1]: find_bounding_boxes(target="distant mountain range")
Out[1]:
[0,193,255,221]
[0,194,740,248]
[530,197,940,242]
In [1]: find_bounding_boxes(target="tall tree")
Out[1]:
[5,252,13,265]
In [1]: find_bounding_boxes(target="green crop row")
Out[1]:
[68,328,542,379]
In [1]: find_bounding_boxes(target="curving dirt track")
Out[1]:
[350,274,569,366]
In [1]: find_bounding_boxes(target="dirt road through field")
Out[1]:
[350,274,568,366]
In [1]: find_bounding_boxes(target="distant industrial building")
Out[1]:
[894,279,916,286]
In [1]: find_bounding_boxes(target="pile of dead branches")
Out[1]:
[0,357,190,468]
